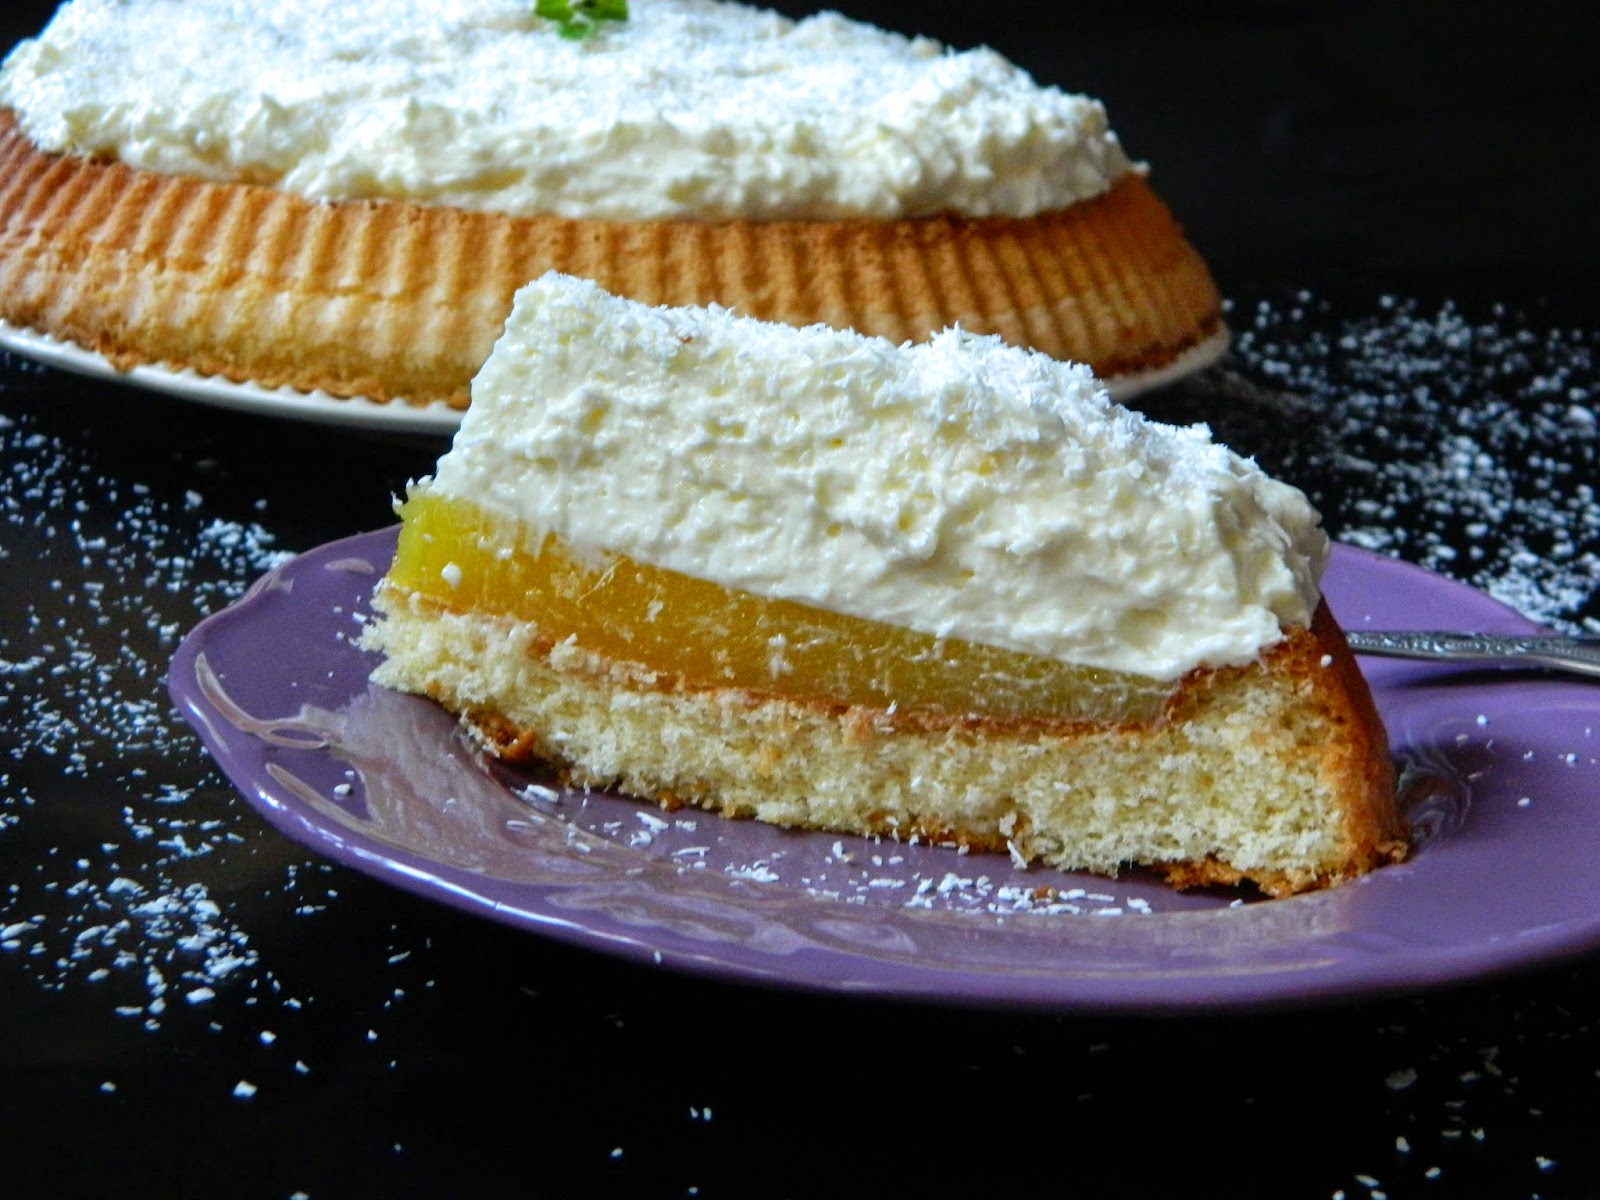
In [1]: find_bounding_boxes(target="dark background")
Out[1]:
[3,3,1600,1199]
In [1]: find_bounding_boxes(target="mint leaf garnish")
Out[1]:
[536,0,628,40]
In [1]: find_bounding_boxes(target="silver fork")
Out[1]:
[1344,631,1600,680]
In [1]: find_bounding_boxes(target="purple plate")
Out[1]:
[170,530,1600,1012]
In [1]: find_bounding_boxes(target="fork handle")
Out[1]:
[1344,631,1600,680]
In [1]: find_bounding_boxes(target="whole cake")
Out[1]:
[0,0,1223,409]
[361,272,1405,895]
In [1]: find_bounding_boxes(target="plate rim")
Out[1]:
[0,319,463,435]
[1,319,1228,435]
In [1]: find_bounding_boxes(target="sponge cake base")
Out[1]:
[364,587,1405,897]
[0,108,1224,409]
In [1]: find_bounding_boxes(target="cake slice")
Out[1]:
[0,0,1222,407]
[361,273,1405,896]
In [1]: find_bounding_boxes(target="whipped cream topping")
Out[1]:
[426,274,1327,682]
[0,0,1133,221]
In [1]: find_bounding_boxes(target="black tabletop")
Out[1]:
[3,2,1599,1198]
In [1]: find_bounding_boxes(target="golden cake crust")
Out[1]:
[365,583,1407,897]
[0,108,1224,407]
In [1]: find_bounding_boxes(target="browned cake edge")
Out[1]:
[0,108,1224,408]
[363,588,1407,897]
[1153,605,1407,894]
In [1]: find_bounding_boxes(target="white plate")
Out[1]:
[1,319,1229,436]
[0,320,462,436]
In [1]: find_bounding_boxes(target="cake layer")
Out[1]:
[365,591,1405,897]
[0,109,1223,406]
[385,491,1175,723]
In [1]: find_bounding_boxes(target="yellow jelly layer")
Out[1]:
[383,492,1173,723]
